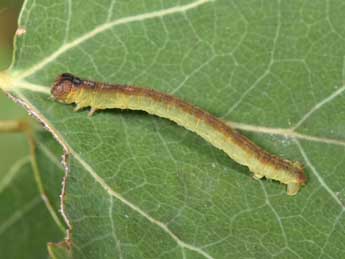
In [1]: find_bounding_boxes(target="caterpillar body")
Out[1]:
[51,73,306,195]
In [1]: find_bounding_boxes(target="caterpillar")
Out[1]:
[51,73,306,195]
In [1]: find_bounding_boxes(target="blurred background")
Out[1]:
[0,0,27,176]
[0,0,23,70]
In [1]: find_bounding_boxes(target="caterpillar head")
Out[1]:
[51,73,82,103]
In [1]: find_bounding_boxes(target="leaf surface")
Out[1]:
[2,0,345,258]
[0,90,65,258]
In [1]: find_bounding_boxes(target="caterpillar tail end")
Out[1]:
[287,163,306,196]
[287,183,301,196]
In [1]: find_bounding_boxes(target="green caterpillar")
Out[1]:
[51,73,306,195]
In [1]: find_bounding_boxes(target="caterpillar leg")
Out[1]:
[88,107,97,117]
[253,173,264,180]
[74,104,82,112]
[287,183,300,196]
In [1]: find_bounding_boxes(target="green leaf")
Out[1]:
[0,121,65,258]
[2,0,345,258]
[0,92,28,172]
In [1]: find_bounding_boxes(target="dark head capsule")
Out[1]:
[60,73,82,85]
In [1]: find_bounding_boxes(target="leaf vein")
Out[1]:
[73,151,214,259]
[16,0,214,80]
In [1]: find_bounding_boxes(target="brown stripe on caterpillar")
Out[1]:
[51,73,307,195]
